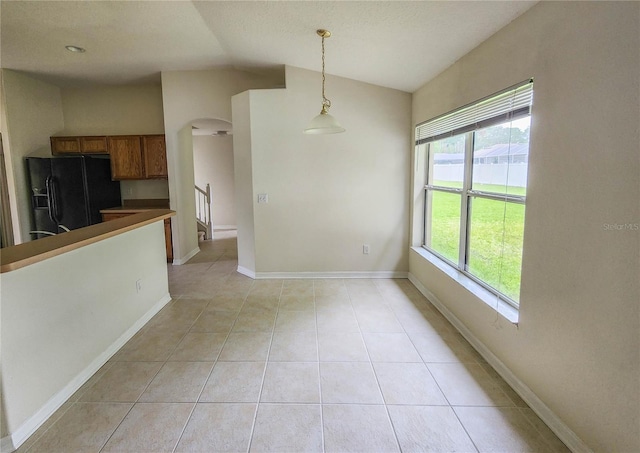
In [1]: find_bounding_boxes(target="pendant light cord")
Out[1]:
[321,35,331,111]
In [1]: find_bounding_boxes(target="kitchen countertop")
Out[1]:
[101,198,170,214]
[1,209,175,273]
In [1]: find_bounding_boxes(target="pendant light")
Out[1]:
[304,29,345,134]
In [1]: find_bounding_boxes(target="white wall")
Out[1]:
[235,66,412,276]
[232,92,256,274]
[60,84,168,200]
[0,221,170,450]
[173,123,198,264]
[192,135,236,228]
[1,70,65,243]
[161,68,283,263]
[410,2,639,451]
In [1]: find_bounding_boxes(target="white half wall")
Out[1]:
[193,135,236,228]
[410,2,639,451]
[234,66,411,274]
[0,221,171,450]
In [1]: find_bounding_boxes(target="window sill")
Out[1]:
[411,246,519,324]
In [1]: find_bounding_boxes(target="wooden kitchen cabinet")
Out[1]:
[108,136,144,180]
[50,137,80,154]
[142,135,168,178]
[51,136,108,155]
[51,134,167,180]
[163,219,173,261]
[80,136,108,153]
[101,212,173,262]
[107,135,167,180]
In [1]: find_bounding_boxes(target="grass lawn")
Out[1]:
[427,182,525,303]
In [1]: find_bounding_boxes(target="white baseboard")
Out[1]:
[172,246,200,265]
[237,265,256,279]
[3,293,172,453]
[254,271,409,279]
[407,273,591,453]
[213,225,236,230]
[234,269,408,281]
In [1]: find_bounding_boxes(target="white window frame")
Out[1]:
[416,80,533,308]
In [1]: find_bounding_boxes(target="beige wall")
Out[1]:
[237,66,412,275]
[1,221,170,449]
[410,2,639,451]
[1,70,65,243]
[60,84,164,136]
[232,91,256,273]
[193,135,236,228]
[0,71,17,250]
[172,123,198,263]
[161,68,283,263]
[60,84,168,200]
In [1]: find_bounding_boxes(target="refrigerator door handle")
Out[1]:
[48,176,62,223]
[45,176,56,223]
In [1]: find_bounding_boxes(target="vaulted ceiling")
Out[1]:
[1,1,536,92]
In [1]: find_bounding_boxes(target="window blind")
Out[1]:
[416,79,533,145]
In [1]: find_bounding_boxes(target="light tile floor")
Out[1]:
[19,230,569,452]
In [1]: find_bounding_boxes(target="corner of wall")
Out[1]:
[1,70,64,244]
[231,91,256,274]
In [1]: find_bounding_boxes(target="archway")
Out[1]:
[190,118,234,240]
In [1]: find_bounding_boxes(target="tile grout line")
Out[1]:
[246,279,284,453]
[170,281,250,452]
[515,406,568,452]
[99,294,211,453]
[313,280,326,453]
[347,280,403,453]
[374,280,481,453]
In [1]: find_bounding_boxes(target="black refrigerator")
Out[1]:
[26,155,121,239]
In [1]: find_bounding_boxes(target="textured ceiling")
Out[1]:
[1,0,537,92]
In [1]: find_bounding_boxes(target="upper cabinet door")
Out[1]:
[108,136,144,180]
[51,136,108,155]
[80,136,108,154]
[51,137,81,154]
[142,135,168,179]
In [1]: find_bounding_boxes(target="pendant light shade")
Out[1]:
[304,29,345,135]
[304,107,345,135]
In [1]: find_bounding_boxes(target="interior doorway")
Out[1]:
[190,118,235,240]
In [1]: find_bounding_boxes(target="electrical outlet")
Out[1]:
[136,279,142,293]
[257,193,268,203]
[363,244,370,255]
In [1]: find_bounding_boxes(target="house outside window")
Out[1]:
[416,81,533,307]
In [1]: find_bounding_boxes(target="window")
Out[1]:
[417,81,533,307]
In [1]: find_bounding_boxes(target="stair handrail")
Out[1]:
[195,183,212,239]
